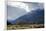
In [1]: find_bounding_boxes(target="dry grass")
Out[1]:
[7,24,44,30]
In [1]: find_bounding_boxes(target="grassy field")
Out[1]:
[7,24,44,30]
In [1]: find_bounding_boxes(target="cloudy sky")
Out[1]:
[7,2,44,20]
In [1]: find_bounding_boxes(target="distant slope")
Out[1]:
[7,20,16,25]
[16,9,44,24]
[7,9,44,25]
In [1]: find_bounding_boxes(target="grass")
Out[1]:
[7,24,44,30]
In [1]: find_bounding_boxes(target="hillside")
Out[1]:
[7,9,44,25]
[16,9,44,24]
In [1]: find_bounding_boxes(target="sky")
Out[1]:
[7,2,44,20]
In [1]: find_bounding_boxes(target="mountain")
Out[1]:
[7,5,27,25]
[7,19,16,25]
[7,9,44,25]
[16,9,44,24]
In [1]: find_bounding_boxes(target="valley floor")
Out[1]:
[7,24,44,30]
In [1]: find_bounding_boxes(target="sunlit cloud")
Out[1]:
[8,2,31,12]
[7,2,43,20]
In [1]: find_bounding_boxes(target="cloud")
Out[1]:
[7,2,43,20]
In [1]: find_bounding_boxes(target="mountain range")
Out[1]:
[7,9,44,25]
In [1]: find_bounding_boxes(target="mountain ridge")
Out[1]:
[7,9,44,25]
